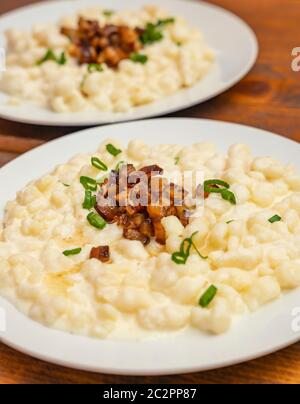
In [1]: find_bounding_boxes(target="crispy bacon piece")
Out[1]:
[140,165,164,176]
[139,218,154,238]
[61,18,142,68]
[121,212,154,246]
[176,206,190,227]
[152,220,166,245]
[126,165,163,189]
[95,204,119,224]
[125,204,143,216]
[95,163,190,245]
[147,205,177,244]
[90,246,110,262]
[123,228,150,246]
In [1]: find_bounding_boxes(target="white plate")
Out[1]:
[0,0,258,126]
[0,118,299,375]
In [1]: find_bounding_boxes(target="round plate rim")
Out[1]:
[0,117,299,376]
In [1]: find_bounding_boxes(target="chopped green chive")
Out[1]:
[62,183,70,187]
[141,23,163,45]
[172,232,207,265]
[80,176,98,191]
[106,144,122,157]
[87,63,104,73]
[199,285,218,308]
[130,53,148,64]
[140,18,175,46]
[156,18,176,27]
[226,220,234,224]
[190,232,208,260]
[205,179,230,189]
[103,10,115,17]
[37,49,56,65]
[175,156,180,165]
[221,189,237,205]
[87,212,107,229]
[91,157,108,171]
[63,248,82,256]
[37,49,67,65]
[204,179,236,205]
[82,190,96,210]
[58,52,67,65]
[269,215,282,224]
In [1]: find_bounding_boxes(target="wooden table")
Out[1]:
[0,0,299,384]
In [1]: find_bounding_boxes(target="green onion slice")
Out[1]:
[57,52,67,65]
[204,179,236,205]
[190,232,208,260]
[204,179,230,189]
[130,53,148,64]
[106,144,122,157]
[87,63,104,73]
[172,232,207,265]
[37,49,67,65]
[63,248,82,256]
[141,23,163,45]
[221,189,237,205]
[87,212,107,229]
[82,190,96,210]
[91,157,108,171]
[80,176,98,191]
[37,49,56,65]
[269,215,282,223]
[156,18,175,27]
[103,10,115,17]
[140,18,175,45]
[172,238,193,265]
[199,285,218,308]
[175,156,180,165]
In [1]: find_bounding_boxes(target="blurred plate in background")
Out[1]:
[0,0,258,126]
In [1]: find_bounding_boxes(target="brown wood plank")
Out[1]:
[0,135,43,154]
[0,0,299,384]
[0,151,18,167]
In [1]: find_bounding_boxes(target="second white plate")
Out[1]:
[0,0,258,126]
[0,118,299,375]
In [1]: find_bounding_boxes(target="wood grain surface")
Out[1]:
[0,0,300,384]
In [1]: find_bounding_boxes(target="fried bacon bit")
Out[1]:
[140,165,164,177]
[90,245,110,263]
[95,164,190,245]
[95,204,120,224]
[61,18,143,67]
